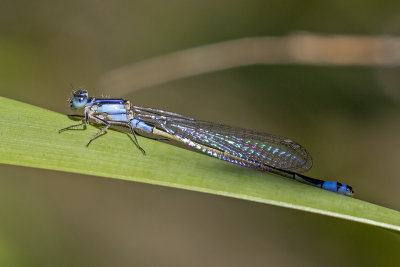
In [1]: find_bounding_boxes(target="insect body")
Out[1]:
[60,90,354,196]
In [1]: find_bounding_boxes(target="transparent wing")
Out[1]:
[133,106,312,172]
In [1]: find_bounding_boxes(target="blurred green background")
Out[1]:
[1,1,400,266]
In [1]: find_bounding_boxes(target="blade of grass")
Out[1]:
[0,96,399,231]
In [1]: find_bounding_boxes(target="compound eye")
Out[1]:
[70,96,87,109]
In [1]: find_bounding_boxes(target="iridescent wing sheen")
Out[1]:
[133,106,313,172]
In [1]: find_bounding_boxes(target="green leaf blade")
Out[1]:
[0,96,399,231]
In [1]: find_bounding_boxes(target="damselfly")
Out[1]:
[59,90,354,196]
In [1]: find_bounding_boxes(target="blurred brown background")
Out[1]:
[0,1,399,266]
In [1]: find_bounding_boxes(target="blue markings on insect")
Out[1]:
[94,102,126,114]
[337,183,352,195]
[321,181,337,191]
[60,90,354,197]
[95,99,125,104]
[107,114,129,121]
[130,118,153,133]
[319,181,352,195]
